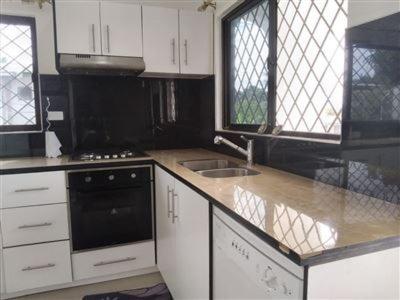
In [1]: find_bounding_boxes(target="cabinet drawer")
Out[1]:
[3,241,72,293]
[0,171,67,209]
[1,204,69,247]
[72,241,155,280]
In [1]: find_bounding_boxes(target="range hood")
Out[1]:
[58,54,145,76]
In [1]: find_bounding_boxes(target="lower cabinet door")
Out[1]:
[155,166,178,295]
[72,241,155,280]
[174,179,210,300]
[3,241,72,293]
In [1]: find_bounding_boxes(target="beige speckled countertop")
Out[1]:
[1,149,399,264]
[147,148,400,263]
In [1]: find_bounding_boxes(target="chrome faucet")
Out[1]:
[214,135,254,166]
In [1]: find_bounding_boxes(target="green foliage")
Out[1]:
[232,85,268,125]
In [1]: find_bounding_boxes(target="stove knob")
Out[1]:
[96,155,102,160]
[112,154,118,159]
[131,173,137,179]
[127,152,133,157]
[104,155,110,159]
[108,175,115,181]
[85,176,92,183]
[120,154,126,158]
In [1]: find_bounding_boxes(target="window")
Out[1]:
[223,0,277,131]
[0,15,41,132]
[222,0,348,139]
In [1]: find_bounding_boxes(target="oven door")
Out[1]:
[69,183,153,251]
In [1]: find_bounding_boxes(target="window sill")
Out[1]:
[215,129,342,145]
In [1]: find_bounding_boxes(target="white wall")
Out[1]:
[348,0,400,27]
[0,0,205,75]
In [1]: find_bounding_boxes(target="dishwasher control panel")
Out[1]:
[213,214,303,299]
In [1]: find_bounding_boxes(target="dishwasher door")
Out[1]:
[213,212,303,299]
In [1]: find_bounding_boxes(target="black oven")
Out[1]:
[67,165,153,252]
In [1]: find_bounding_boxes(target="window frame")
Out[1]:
[0,14,42,133]
[221,0,345,141]
[222,0,277,133]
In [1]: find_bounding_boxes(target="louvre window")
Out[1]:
[0,15,41,132]
[223,0,348,138]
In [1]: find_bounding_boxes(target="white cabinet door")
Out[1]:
[3,241,72,293]
[0,171,67,209]
[1,204,69,247]
[179,10,214,75]
[174,179,210,300]
[55,0,101,55]
[0,226,5,295]
[155,166,177,294]
[142,6,179,74]
[100,2,142,57]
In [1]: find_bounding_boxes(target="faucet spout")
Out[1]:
[214,135,254,166]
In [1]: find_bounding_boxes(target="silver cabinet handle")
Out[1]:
[22,263,55,272]
[184,39,188,65]
[18,222,52,229]
[106,25,111,53]
[171,38,176,64]
[14,187,49,193]
[167,186,173,218]
[171,189,178,224]
[91,23,96,53]
[93,257,136,267]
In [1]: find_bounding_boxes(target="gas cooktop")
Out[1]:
[70,149,149,161]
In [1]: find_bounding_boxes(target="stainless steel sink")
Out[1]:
[196,168,260,178]
[179,159,239,171]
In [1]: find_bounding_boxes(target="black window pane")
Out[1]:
[229,0,269,125]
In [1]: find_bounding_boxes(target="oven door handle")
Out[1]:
[93,256,136,267]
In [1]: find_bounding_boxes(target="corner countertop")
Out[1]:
[147,148,400,265]
[1,149,399,265]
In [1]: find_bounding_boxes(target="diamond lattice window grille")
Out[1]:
[0,21,37,126]
[228,0,270,125]
[350,47,400,121]
[276,0,348,135]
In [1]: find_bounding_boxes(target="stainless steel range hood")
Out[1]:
[58,54,145,76]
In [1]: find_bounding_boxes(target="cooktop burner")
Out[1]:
[71,149,148,161]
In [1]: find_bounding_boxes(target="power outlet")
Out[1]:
[48,111,64,121]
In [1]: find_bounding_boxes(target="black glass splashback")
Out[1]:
[70,76,149,152]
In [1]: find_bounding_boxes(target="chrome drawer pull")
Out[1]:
[14,187,49,193]
[18,222,52,229]
[167,186,173,218]
[22,263,56,272]
[172,190,178,224]
[93,256,136,267]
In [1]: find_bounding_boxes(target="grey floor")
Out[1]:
[12,272,164,300]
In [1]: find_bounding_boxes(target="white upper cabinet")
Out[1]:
[179,10,213,75]
[55,0,142,57]
[100,2,142,57]
[55,1,101,55]
[142,6,180,74]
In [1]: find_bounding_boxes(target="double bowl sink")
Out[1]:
[179,159,260,178]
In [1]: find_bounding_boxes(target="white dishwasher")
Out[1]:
[213,207,304,299]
